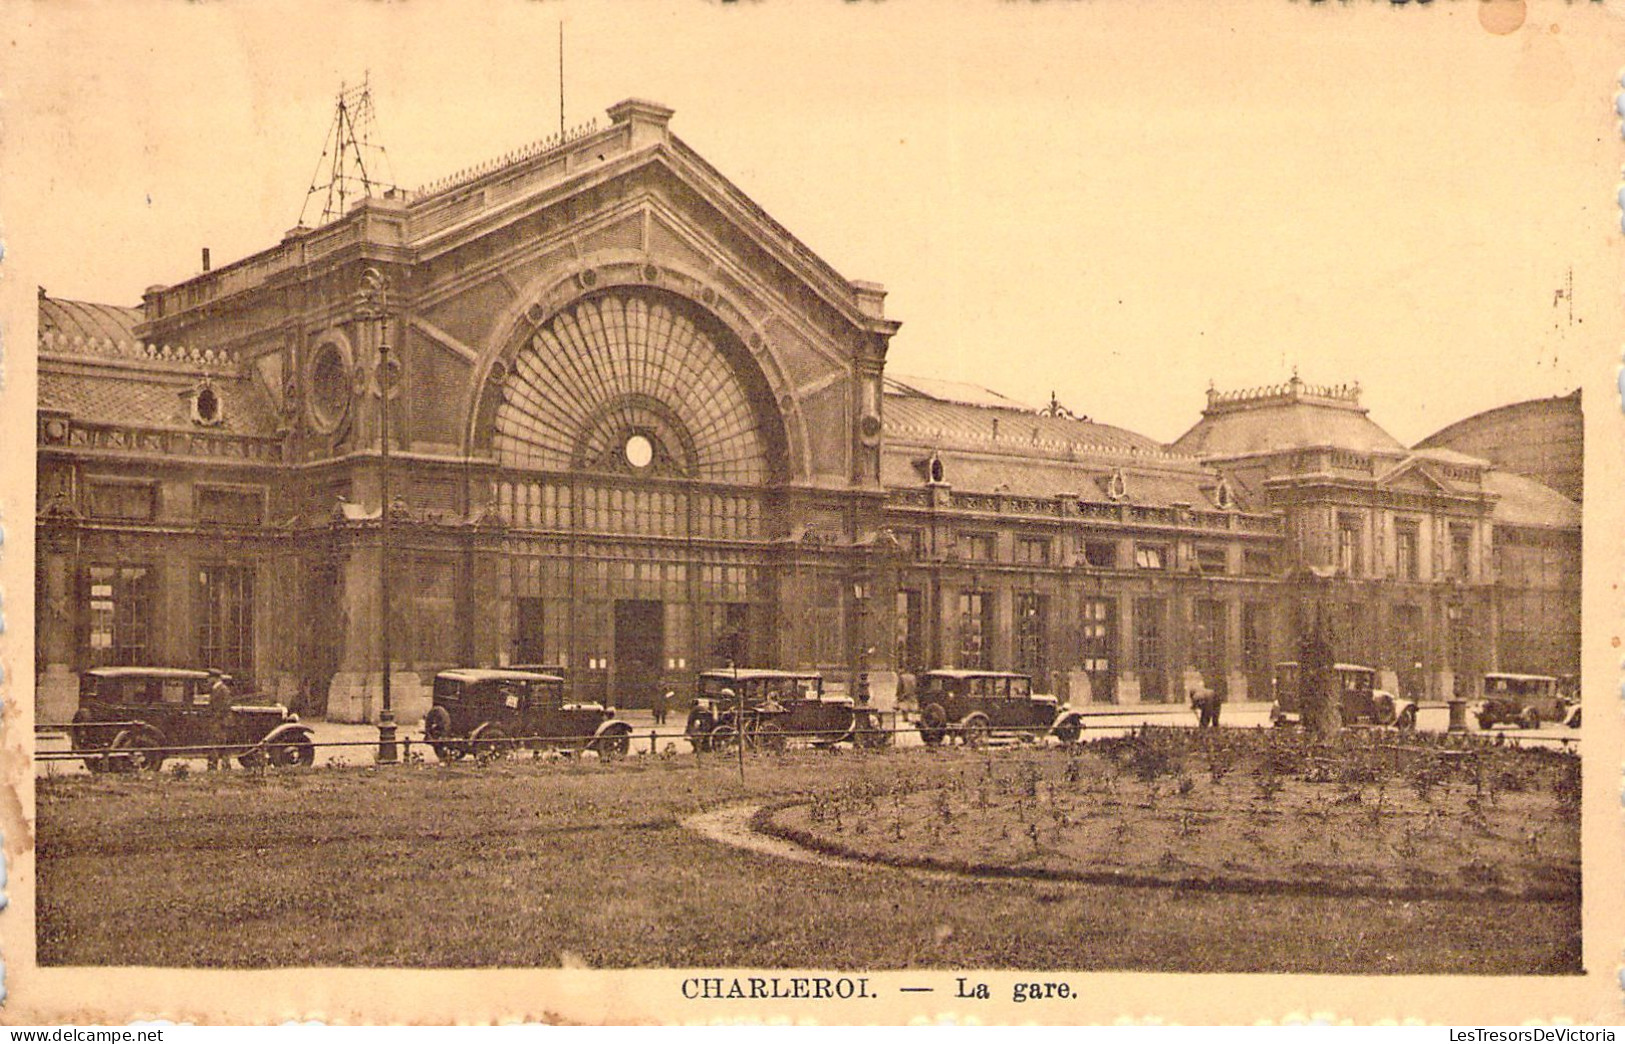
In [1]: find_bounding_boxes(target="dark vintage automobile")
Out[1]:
[684,669,888,751]
[1475,672,1578,730]
[1268,661,1417,729]
[70,666,315,772]
[911,670,1084,746]
[421,668,634,761]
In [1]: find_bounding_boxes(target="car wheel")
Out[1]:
[1396,706,1417,731]
[961,716,990,748]
[476,724,514,759]
[919,703,949,746]
[238,749,266,769]
[1520,707,1541,730]
[752,721,787,754]
[595,729,630,761]
[1567,706,1581,729]
[709,723,739,752]
[424,707,466,762]
[270,735,315,768]
[1053,715,1082,746]
[109,729,165,773]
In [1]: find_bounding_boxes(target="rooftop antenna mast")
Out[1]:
[300,73,397,228]
[558,21,566,139]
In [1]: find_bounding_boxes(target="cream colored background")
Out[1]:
[1,0,1621,1024]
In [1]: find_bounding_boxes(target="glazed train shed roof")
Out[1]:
[884,387,1167,457]
[38,293,142,344]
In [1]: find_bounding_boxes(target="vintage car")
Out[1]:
[421,668,633,761]
[911,670,1084,746]
[1268,661,1416,729]
[684,669,887,751]
[1474,672,1578,730]
[70,666,314,772]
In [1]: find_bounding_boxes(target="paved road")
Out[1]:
[34,700,1579,777]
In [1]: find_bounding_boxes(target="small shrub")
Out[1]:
[1408,762,1445,803]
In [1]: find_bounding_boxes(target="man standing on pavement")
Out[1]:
[1191,684,1222,728]
[651,685,669,727]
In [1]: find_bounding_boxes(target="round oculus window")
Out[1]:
[624,432,655,469]
[309,342,350,433]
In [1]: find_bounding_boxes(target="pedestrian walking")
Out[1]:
[651,686,670,727]
[1191,685,1222,728]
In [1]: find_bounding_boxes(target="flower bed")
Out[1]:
[760,727,1579,901]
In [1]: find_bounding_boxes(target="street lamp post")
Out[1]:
[359,267,398,764]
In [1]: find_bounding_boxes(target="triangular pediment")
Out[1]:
[405,108,895,343]
[1375,456,1453,493]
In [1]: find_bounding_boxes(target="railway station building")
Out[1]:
[33,99,1583,723]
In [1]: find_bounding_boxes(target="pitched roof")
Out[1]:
[881,381,1234,508]
[1173,378,1404,459]
[39,369,280,436]
[884,390,1166,457]
[1483,469,1580,528]
[38,292,280,438]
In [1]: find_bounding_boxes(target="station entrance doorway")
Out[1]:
[613,600,664,710]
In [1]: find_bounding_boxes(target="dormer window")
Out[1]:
[927,453,946,485]
[1214,476,1234,510]
[188,379,225,427]
[1106,468,1128,501]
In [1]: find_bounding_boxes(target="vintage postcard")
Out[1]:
[1,0,1621,1026]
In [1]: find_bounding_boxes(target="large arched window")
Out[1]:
[493,290,782,485]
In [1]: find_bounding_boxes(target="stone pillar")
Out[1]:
[938,580,959,668]
[326,533,381,724]
[1225,598,1248,702]
[158,554,192,667]
[1115,593,1140,704]
[36,548,78,723]
[993,583,1013,670]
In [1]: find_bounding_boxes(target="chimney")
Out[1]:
[201,247,211,273]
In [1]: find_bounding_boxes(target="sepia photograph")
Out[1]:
[2,0,1621,1026]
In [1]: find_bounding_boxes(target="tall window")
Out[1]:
[1448,604,1477,681]
[1395,520,1420,580]
[1193,599,1228,694]
[1241,601,1270,696]
[1079,597,1116,700]
[958,591,993,668]
[1015,592,1047,676]
[1336,512,1363,577]
[895,589,924,672]
[1393,604,1424,697]
[199,565,254,680]
[84,564,152,666]
[1134,597,1166,701]
[1449,524,1472,580]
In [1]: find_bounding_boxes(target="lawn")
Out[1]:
[36,735,1581,973]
